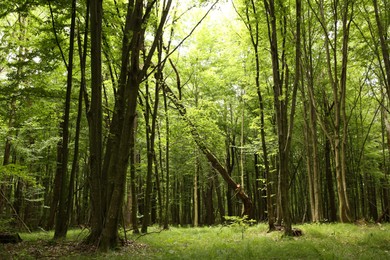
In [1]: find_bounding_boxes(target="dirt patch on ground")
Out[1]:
[0,239,151,259]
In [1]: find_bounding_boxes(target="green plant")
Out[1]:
[224,215,256,240]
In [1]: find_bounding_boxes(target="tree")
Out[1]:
[87,0,173,249]
[307,0,354,222]
[263,0,300,235]
[236,0,275,230]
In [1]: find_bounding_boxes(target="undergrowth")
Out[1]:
[1,223,389,259]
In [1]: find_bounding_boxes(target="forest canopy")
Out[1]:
[0,0,389,250]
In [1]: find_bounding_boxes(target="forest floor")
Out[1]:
[1,222,389,259]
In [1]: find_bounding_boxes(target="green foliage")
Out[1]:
[223,215,256,240]
[0,164,36,185]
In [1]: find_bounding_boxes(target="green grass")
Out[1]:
[1,223,390,259]
[132,223,390,259]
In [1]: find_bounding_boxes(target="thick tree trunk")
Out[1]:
[86,0,104,244]
[98,0,172,249]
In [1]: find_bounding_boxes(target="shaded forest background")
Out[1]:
[0,0,389,250]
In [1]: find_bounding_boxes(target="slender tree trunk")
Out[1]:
[153,152,163,225]
[309,102,321,222]
[339,0,353,222]
[66,61,84,228]
[142,75,160,232]
[226,138,235,217]
[130,115,139,233]
[325,137,337,221]
[46,130,63,230]
[193,152,199,227]
[240,100,245,215]
[163,80,170,230]
[54,0,77,239]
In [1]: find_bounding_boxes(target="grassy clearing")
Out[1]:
[1,223,389,259]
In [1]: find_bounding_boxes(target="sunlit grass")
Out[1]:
[131,223,390,259]
[3,223,390,259]
[20,228,89,242]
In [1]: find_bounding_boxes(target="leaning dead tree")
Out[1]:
[163,85,252,217]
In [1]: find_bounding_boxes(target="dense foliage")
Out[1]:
[0,0,389,250]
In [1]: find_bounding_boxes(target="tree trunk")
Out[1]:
[325,138,337,222]
[86,0,104,245]
[130,115,139,233]
[214,172,226,223]
[98,0,172,249]
[203,168,215,225]
[46,131,63,230]
[193,152,199,227]
[1,96,17,216]
[163,84,170,230]
[239,103,245,216]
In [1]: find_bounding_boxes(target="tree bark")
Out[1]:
[98,0,172,249]
[86,0,104,244]
[163,79,170,230]
[130,115,139,233]
[193,152,199,227]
